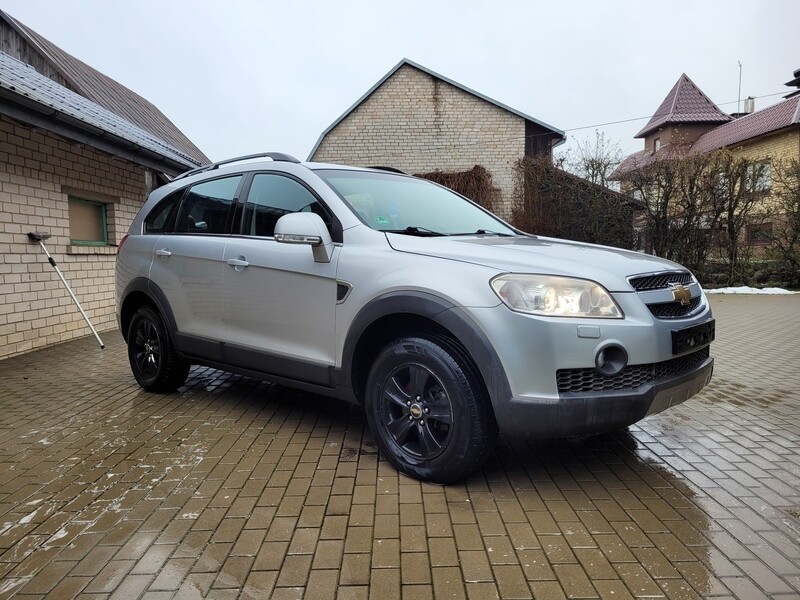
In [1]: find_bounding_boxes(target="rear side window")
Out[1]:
[242,174,330,237]
[144,190,183,234]
[174,176,242,234]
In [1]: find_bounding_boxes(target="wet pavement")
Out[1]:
[0,294,799,599]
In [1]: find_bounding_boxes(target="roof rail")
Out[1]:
[368,165,408,175]
[173,152,301,181]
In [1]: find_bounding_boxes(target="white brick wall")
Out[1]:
[311,64,526,219]
[0,115,148,359]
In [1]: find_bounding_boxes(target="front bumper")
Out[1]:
[494,354,713,439]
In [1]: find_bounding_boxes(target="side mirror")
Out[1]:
[274,212,334,263]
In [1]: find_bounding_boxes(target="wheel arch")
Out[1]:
[340,292,512,410]
[119,278,178,343]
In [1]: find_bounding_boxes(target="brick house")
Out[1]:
[0,11,208,359]
[308,58,565,219]
[611,69,800,255]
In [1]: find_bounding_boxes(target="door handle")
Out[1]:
[155,248,171,257]
[226,257,249,268]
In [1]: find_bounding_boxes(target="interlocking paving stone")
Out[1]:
[1,294,799,598]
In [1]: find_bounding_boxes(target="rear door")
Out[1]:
[148,175,242,355]
[223,172,339,383]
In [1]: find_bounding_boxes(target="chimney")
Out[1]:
[730,96,756,119]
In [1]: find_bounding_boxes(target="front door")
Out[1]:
[223,173,339,384]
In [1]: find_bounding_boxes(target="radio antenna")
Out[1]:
[737,60,742,114]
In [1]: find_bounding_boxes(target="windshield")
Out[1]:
[315,169,516,236]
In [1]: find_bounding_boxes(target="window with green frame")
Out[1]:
[68,197,108,245]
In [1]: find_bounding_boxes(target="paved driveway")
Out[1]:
[0,295,798,599]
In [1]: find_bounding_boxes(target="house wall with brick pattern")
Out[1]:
[732,128,800,215]
[733,128,800,164]
[310,64,526,219]
[0,115,148,359]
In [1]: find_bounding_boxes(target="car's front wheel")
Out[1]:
[127,305,190,392]
[365,335,496,483]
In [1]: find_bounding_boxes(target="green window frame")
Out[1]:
[68,196,109,246]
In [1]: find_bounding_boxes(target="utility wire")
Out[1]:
[562,90,789,133]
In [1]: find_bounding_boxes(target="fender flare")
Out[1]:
[119,277,179,342]
[339,291,512,408]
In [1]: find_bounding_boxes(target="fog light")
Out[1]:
[595,345,628,376]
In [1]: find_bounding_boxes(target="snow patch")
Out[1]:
[19,508,38,524]
[705,286,798,295]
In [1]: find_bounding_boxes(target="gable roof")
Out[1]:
[308,58,565,159]
[691,95,800,153]
[0,10,209,166]
[0,52,199,173]
[635,74,731,138]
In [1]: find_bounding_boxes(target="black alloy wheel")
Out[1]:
[365,335,496,484]
[132,317,161,380]
[379,362,454,461]
[127,305,190,392]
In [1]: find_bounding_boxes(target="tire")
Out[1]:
[127,305,190,392]
[364,334,497,484]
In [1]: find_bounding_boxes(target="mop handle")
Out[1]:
[38,241,105,349]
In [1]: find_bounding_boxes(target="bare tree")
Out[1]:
[622,149,771,283]
[624,153,681,260]
[559,130,623,190]
[769,158,800,286]
[713,150,771,284]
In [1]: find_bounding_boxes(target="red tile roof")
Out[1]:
[608,144,688,180]
[691,96,800,153]
[635,74,731,138]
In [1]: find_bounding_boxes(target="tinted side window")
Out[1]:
[144,189,183,234]
[175,176,242,234]
[243,174,330,237]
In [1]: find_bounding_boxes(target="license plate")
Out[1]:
[672,320,715,354]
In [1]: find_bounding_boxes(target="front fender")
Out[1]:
[339,291,512,410]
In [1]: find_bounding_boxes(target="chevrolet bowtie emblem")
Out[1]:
[670,283,692,306]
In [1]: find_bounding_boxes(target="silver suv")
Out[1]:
[116,153,715,483]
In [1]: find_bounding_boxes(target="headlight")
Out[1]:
[490,274,622,318]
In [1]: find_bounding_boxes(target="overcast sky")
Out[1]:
[3,0,799,164]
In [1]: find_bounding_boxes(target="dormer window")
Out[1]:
[654,138,661,152]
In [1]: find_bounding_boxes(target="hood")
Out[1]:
[386,234,686,292]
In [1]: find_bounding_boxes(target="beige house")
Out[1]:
[613,69,800,181]
[309,59,565,219]
[0,11,208,359]
[612,69,800,251]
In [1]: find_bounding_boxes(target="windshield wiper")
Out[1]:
[450,229,516,237]
[384,226,447,237]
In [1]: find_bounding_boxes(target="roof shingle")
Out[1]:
[2,10,209,165]
[0,52,199,170]
[635,74,731,138]
[690,96,800,153]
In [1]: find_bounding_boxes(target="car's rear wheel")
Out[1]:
[365,335,496,483]
[127,305,189,392]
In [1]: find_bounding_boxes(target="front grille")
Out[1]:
[629,271,692,291]
[556,347,710,394]
[648,296,702,319]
